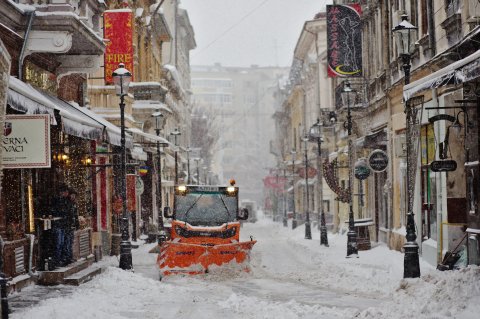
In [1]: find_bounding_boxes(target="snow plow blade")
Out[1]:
[157,240,256,276]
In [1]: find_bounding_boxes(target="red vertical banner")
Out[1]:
[126,174,136,212]
[104,10,134,84]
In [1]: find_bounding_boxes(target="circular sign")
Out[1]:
[368,149,389,172]
[354,158,371,180]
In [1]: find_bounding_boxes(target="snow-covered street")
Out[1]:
[11,216,480,319]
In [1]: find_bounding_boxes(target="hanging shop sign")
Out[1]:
[1,114,50,169]
[430,160,457,172]
[104,9,134,84]
[354,158,371,180]
[368,149,389,172]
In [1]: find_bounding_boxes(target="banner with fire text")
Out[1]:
[327,4,362,78]
[104,9,134,84]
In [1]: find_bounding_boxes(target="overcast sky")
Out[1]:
[181,0,331,68]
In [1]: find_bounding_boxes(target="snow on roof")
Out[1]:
[6,0,35,13]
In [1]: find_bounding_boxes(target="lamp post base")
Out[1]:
[346,229,358,257]
[119,240,133,270]
[119,217,133,270]
[403,242,420,278]
[305,220,312,240]
[320,225,329,247]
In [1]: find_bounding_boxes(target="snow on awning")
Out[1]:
[403,49,480,101]
[132,100,173,114]
[66,102,132,148]
[37,92,104,141]
[7,76,57,124]
[131,144,148,161]
[7,76,133,147]
[164,153,175,168]
[127,127,170,145]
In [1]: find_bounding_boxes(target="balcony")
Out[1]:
[5,0,106,74]
[441,0,462,45]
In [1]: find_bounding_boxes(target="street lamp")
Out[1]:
[341,80,358,258]
[290,148,297,230]
[302,135,312,240]
[393,14,420,278]
[202,165,208,184]
[170,128,181,184]
[186,147,191,184]
[282,163,288,227]
[152,111,167,244]
[112,63,132,270]
[194,158,201,185]
[309,118,329,246]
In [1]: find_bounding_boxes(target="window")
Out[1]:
[420,124,437,241]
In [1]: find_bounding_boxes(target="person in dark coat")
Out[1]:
[63,188,80,265]
[51,184,70,268]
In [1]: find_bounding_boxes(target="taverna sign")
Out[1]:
[1,114,51,169]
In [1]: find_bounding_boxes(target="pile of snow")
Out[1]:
[11,218,480,319]
[357,266,480,319]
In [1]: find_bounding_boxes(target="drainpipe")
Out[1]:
[18,10,35,80]
[426,0,436,58]
[26,234,35,276]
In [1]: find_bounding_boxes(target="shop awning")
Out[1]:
[7,76,132,147]
[127,127,171,145]
[403,49,480,101]
[7,76,57,123]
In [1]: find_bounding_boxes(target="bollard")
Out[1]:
[0,272,8,319]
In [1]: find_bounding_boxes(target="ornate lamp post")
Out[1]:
[341,80,358,258]
[186,147,191,184]
[393,14,420,278]
[309,118,329,246]
[291,148,297,229]
[152,111,167,243]
[203,165,208,184]
[194,158,201,184]
[302,135,312,239]
[282,163,288,227]
[170,128,181,184]
[112,63,133,270]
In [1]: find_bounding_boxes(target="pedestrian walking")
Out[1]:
[63,188,80,265]
[50,184,70,269]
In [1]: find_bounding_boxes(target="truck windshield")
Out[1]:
[174,192,238,226]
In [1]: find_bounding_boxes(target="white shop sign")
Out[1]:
[2,114,51,168]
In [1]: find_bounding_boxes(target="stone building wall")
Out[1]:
[0,39,11,235]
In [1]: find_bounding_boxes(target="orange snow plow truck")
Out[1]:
[157,183,256,278]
